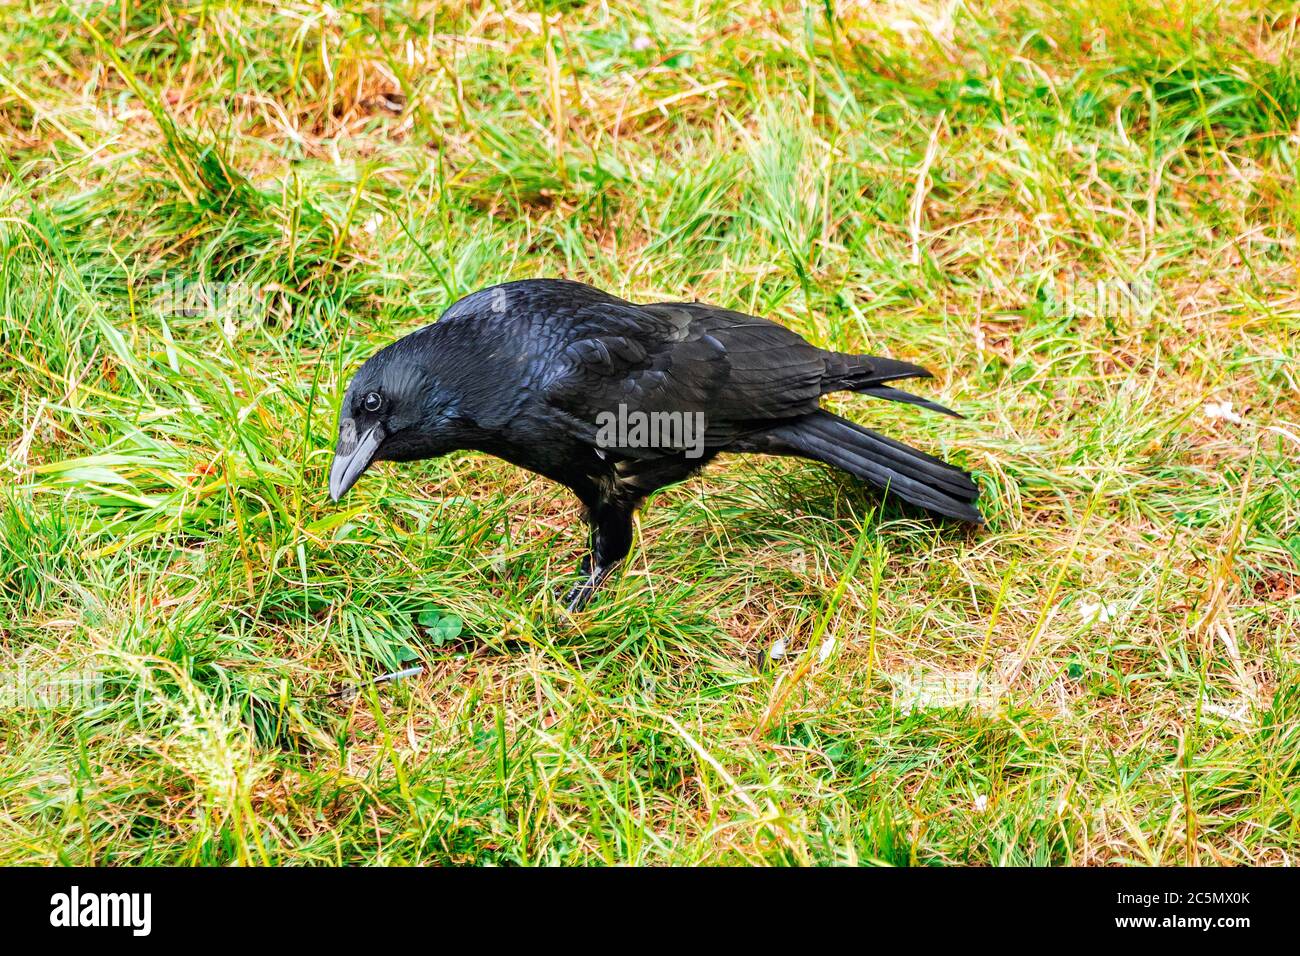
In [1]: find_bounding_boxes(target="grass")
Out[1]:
[0,0,1297,865]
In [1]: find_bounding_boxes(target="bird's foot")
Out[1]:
[562,565,613,613]
[564,579,596,613]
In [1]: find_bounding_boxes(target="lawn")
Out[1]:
[1,0,1297,865]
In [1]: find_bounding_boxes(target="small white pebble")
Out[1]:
[1203,400,1244,424]
[1077,599,1118,625]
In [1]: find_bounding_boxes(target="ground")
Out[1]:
[1,0,1297,865]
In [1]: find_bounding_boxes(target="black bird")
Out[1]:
[329,279,981,610]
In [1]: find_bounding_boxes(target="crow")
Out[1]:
[329,279,981,610]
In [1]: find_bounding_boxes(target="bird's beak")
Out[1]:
[329,418,384,501]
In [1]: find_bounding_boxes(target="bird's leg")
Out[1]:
[563,562,609,613]
[564,501,634,612]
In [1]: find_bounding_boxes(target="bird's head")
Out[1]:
[328,335,461,501]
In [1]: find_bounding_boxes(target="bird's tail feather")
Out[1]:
[825,353,931,389]
[859,385,963,418]
[769,411,982,523]
[823,354,961,417]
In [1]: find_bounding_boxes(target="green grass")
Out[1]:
[1,0,1297,865]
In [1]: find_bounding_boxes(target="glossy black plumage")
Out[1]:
[329,278,981,609]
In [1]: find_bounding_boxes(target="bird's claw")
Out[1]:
[562,564,614,612]
[564,578,596,613]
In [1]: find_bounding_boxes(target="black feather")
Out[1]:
[861,385,965,418]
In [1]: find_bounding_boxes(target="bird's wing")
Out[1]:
[644,302,830,418]
[540,300,830,456]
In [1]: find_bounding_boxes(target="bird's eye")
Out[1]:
[363,391,383,413]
